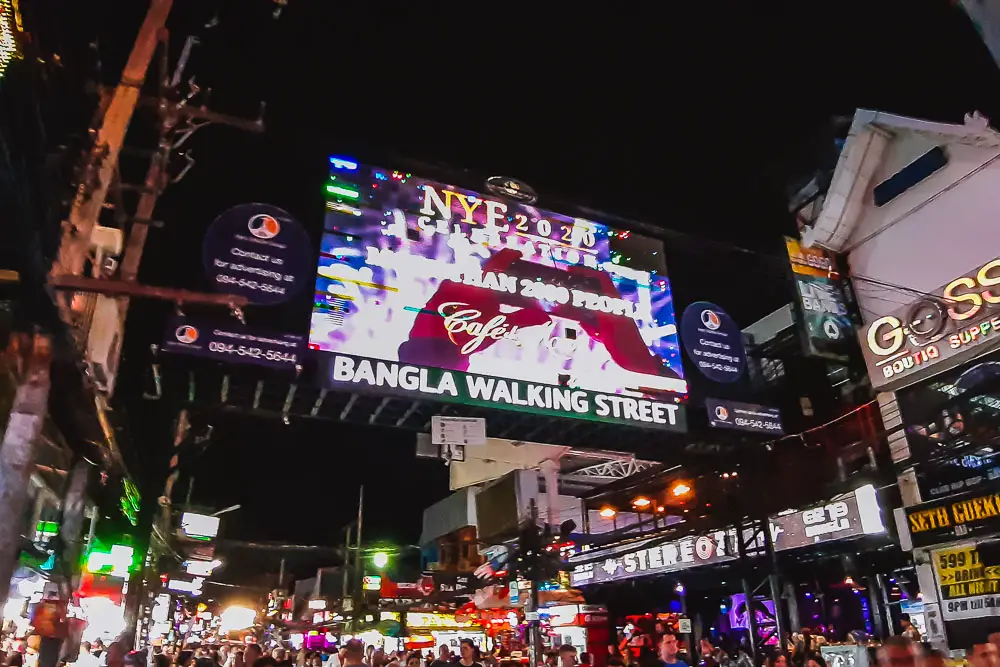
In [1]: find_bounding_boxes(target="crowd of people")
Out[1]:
[8,625,1000,667]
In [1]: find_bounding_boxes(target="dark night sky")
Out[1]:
[91,1,1000,581]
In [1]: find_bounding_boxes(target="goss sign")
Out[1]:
[310,158,688,430]
[861,258,1000,390]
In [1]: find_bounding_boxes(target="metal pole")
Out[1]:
[353,485,364,631]
[342,525,352,602]
[679,583,691,662]
[875,573,895,639]
[741,577,759,662]
[528,500,543,667]
[866,576,886,638]
[185,476,195,508]
[49,0,174,283]
[0,333,52,623]
[763,521,790,659]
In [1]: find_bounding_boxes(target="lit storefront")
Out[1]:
[853,256,1000,648]
[569,484,890,647]
[542,605,608,658]
[404,611,486,653]
[893,343,1000,648]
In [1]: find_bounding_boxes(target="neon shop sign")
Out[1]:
[861,258,1000,388]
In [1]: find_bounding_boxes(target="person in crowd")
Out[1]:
[194,657,216,667]
[579,654,591,667]
[9,654,24,667]
[254,658,279,667]
[365,648,375,667]
[558,646,577,667]
[544,652,558,667]
[75,642,100,667]
[804,656,825,667]
[659,634,687,667]
[970,643,1000,667]
[607,659,625,667]
[791,629,816,667]
[876,637,920,667]
[697,639,725,667]
[765,655,787,667]
[310,655,323,667]
[342,642,369,667]
[428,647,451,667]
[898,615,921,641]
[103,642,126,667]
[921,649,947,667]
[405,653,422,667]
[153,653,170,667]
[244,647,263,667]
[457,640,481,667]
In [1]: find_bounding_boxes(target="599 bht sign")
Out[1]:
[861,257,1000,390]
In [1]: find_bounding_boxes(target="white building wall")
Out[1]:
[844,137,1000,322]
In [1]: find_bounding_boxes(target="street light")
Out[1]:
[372,551,389,569]
[670,482,692,497]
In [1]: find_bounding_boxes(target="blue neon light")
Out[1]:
[329,156,359,171]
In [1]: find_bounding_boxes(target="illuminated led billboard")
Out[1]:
[309,159,687,430]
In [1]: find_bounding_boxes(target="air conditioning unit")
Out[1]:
[86,295,124,396]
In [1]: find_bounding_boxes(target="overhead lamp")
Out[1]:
[674,582,685,594]
[656,506,665,513]
[632,497,651,509]
[372,551,389,569]
[844,575,855,586]
[599,507,617,519]
[670,482,692,497]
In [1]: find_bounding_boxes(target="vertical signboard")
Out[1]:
[785,237,855,362]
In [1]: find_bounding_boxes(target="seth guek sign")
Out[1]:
[906,486,1000,548]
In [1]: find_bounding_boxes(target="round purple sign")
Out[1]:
[202,203,312,306]
[680,301,746,383]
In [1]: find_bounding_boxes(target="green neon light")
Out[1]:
[326,184,360,200]
[120,478,141,527]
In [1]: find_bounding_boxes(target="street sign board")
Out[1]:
[432,416,487,446]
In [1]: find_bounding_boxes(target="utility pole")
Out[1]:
[0,334,53,623]
[49,0,173,286]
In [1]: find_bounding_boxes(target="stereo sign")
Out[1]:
[861,257,1000,390]
[706,398,783,435]
[570,485,883,585]
[311,158,687,429]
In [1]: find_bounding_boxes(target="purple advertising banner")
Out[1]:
[680,302,746,383]
[203,203,312,306]
[163,315,305,371]
[706,398,783,435]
